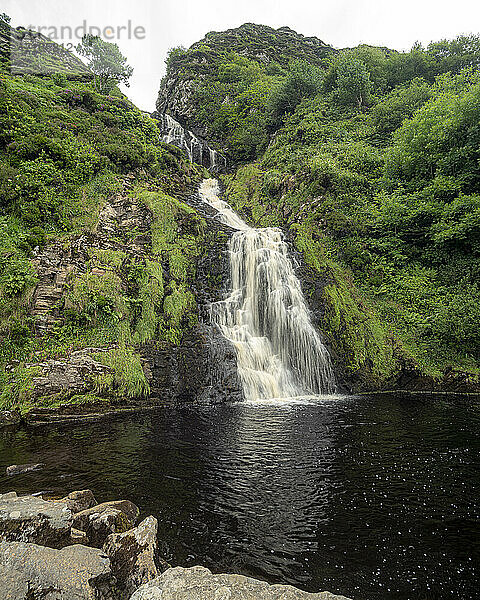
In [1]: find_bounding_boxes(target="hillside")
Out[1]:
[1,19,479,420]
[0,18,92,78]
[0,22,244,417]
[158,26,480,390]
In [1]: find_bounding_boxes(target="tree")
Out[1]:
[76,34,133,94]
[334,53,372,109]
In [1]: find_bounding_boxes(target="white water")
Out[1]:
[199,178,336,401]
[160,114,226,169]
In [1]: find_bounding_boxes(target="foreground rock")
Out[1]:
[0,491,72,547]
[0,491,352,600]
[130,566,352,600]
[0,540,112,599]
[73,499,140,547]
[104,516,168,598]
[58,489,98,513]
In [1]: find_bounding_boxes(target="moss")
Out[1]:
[133,259,164,344]
[295,224,400,389]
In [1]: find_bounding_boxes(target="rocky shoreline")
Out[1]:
[0,489,352,599]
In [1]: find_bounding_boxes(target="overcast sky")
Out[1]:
[5,0,480,110]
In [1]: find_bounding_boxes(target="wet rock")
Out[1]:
[0,540,113,599]
[0,493,72,548]
[0,409,21,427]
[59,489,98,513]
[130,566,352,600]
[103,515,168,598]
[6,462,45,476]
[73,500,139,547]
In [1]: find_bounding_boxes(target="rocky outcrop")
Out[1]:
[0,491,350,600]
[0,492,73,548]
[104,516,168,598]
[130,566,352,600]
[18,349,114,402]
[0,541,113,599]
[72,500,140,547]
[0,20,92,79]
[0,491,162,600]
[157,23,334,143]
[2,176,244,413]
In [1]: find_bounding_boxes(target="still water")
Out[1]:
[0,394,478,600]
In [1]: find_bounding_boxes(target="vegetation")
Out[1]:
[1,18,479,408]
[212,32,480,386]
[0,17,208,411]
[76,34,133,93]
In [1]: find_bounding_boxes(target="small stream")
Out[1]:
[1,394,478,600]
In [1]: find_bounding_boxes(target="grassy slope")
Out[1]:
[0,64,210,411]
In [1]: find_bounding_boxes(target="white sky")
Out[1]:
[4,0,480,110]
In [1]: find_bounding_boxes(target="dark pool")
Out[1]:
[1,394,479,600]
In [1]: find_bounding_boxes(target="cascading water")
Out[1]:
[199,178,336,401]
[159,114,226,170]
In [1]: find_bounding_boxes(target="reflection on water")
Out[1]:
[0,394,479,600]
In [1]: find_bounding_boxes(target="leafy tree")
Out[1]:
[333,53,372,109]
[76,34,133,94]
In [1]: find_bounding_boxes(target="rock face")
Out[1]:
[21,349,115,402]
[103,516,168,598]
[157,23,334,143]
[0,492,73,548]
[0,541,112,599]
[130,566,352,600]
[4,177,244,410]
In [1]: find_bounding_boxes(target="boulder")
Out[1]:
[0,540,113,599]
[6,462,45,476]
[73,499,140,532]
[58,489,98,513]
[73,501,138,547]
[103,515,168,598]
[130,566,352,600]
[0,492,72,548]
[71,527,89,544]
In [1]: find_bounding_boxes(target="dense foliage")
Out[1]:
[0,46,206,410]
[221,43,480,384]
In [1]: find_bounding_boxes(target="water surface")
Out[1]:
[0,394,478,600]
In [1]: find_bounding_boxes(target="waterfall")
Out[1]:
[158,113,226,170]
[199,178,336,401]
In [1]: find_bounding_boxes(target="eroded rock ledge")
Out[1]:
[0,490,352,600]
